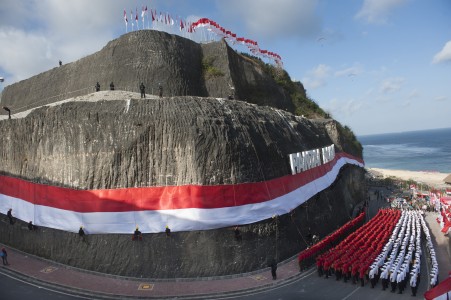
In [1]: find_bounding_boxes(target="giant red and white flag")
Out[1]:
[0,153,363,234]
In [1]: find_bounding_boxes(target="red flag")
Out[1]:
[124,9,128,24]
[180,19,184,31]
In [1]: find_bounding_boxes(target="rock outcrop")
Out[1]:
[0,31,365,278]
[1,30,293,116]
[1,93,349,188]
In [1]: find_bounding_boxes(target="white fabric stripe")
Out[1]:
[0,157,363,234]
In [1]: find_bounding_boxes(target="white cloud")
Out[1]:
[432,41,451,64]
[407,89,419,99]
[355,0,408,24]
[435,96,447,102]
[217,0,321,40]
[379,77,405,94]
[324,98,364,117]
[0,0,126,85]
[0,27,54,82]
[334,64,364,77]
[400,100,411,107]
[302,64,331,89]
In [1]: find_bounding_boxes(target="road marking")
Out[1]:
[250,275,267,281]
[138,283,154,290]
[40,266,58,274]
[341,286,360,300]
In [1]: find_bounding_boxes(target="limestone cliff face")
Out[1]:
[0,94,336,189]
[0,30,366,278]
[1,30,293,116]
[0,92,365,277]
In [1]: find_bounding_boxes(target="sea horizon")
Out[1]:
[358,127,451,174]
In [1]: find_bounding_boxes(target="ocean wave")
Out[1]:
[363,143,440,158]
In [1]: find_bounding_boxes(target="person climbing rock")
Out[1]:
[133,227,142,241]
[7,208,14,225]
[28,221,38,231]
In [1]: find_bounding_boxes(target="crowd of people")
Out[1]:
[316,209,400,285]
[304,206,441,296]
[297,212,366,270]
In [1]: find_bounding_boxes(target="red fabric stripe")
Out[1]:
[0,153,362,213]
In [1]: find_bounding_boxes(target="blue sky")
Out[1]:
[0,0,450,135]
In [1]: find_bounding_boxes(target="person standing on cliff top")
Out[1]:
[110,82,115,90]
[158,83,163,98]
[95,82,100,92]
[140,82,146,98]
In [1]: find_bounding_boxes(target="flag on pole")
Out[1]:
[135,8,139,30]
[141,6,145,29]
[124,9,128,33]
[145,6,148,29]
[180,19,184,31]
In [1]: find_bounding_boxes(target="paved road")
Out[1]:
[0,272,84,300]
[230,267,428,300]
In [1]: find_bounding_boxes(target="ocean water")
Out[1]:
[358,127,451,174]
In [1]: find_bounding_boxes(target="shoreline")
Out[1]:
[368,167,450,189]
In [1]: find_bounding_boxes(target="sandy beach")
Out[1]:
[368,168,451,189]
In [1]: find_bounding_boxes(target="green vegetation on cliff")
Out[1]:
[202,57,225,79]
[240,52,362,157]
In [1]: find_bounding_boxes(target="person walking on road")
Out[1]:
[270,259,278,280]
[1,248,9,265]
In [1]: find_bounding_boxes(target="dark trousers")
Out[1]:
[382,278,389,290]
[370,277,376,288]
[391,281,397,292]
[411,285,417,296]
